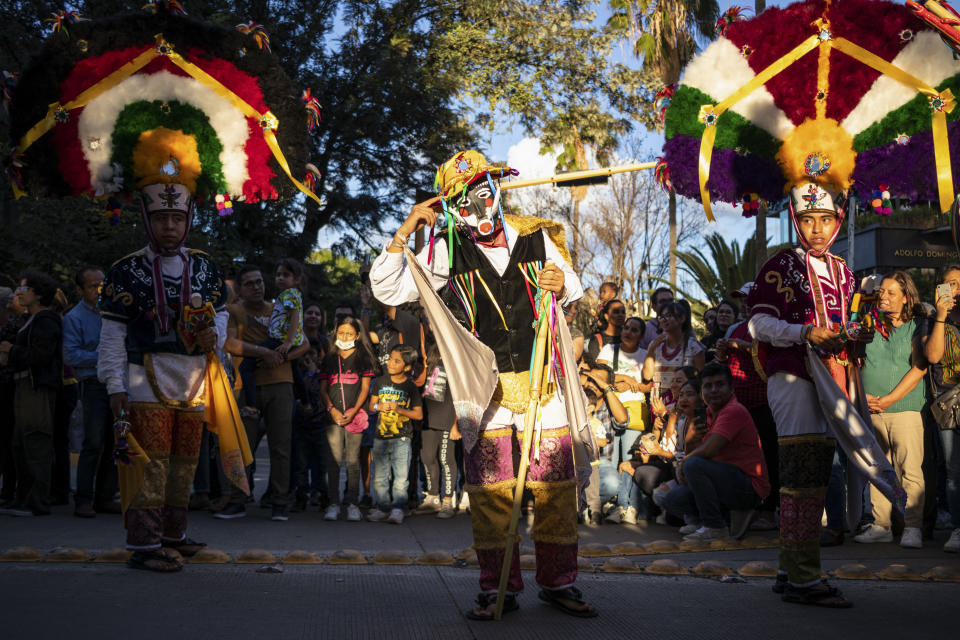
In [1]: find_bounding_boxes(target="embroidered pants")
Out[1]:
[123,404,204,550]
[768,373,835,587]
[465,398,579,595]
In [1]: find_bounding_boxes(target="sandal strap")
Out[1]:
[546,586,585,603]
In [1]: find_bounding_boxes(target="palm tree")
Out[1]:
[617,0,720,288]
[673,232,757,306]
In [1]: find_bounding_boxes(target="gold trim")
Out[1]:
[524,478,576,491]
[479,428,514,440]
[463,479,517,493]
[778,434,831,445]
[129,400,203,413]
[143,354,204,409]
[781,487,828,498]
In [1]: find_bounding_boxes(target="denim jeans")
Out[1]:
[665,457,759,528]
[75,379,117,506]
[294,426,328,498]
[324,423,364,506]
[941,429,960,528]
[618,471,640,510]
[372,437,412,510]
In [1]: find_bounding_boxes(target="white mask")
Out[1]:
[335,339,356,350]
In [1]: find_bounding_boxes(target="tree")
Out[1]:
[613,0,720,287]
[577,142,704,314]
[673,231,757,307]
[2,1,655,283]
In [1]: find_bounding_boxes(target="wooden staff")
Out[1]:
[498,161,656,191]
[494,292,554,620]
[421,161,656,210]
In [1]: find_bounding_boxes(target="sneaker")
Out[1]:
[622,506,639,525]
[944,528,960,553]
[604,507,624,524]
[683,526,729,541]
[213,503,247,519]
[1,504,34,517]
[899,527,922,549]
[367,509,389,522]
[74,503,96,518]
[655,514,668,525]
[387,508,405,524]
[324,504,340,521]
[436,499,456,519]
[678,523,701,535]
[415,494,441,515]
[853,523,893,544]
[588,511,603,526]
[458,493,470,513]
[346,504,362,521]
[271,504,289,521]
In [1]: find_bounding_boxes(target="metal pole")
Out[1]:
[847,194,856,271]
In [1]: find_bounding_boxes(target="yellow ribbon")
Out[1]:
[697,34,820,220]
[18,46,161,154]
[14,34,322,208]
[831,37,955,213]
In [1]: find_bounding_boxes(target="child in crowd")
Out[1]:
[417,343,459,518]
[239,258,306,416]
[291,344,328,512]
[367,345,423,524]
[319,316,377,521]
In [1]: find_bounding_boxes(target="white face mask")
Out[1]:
[335,339,356,351]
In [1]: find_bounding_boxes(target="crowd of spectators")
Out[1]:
[0,260,958,555]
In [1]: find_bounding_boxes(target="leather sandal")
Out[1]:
[162,537,207,557]
[782,582,852,608]
[538,586,598,618]
[127,550,183,572]
[464,592,519,621]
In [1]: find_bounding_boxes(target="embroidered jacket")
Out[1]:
[748,248,856,381]
[99,248,226,365]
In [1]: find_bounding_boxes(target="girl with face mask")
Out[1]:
[318,317,377,522]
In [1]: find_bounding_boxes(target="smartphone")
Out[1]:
[937,283,952,300]
[693,406,708,431]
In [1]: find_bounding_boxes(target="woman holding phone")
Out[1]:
[924,264,960,553]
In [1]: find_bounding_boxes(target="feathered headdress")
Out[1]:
[663,0,960,222]
[8,11,318,210]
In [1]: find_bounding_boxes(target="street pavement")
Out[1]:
[1,445,958,638]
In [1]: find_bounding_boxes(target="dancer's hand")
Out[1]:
[110,392,129,419]
[537,262,565,296]
[807,326,843,352]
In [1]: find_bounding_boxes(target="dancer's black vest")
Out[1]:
[446,230,546,373]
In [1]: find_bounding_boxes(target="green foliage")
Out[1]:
[1,1,663,285]
[673,231,757,306]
